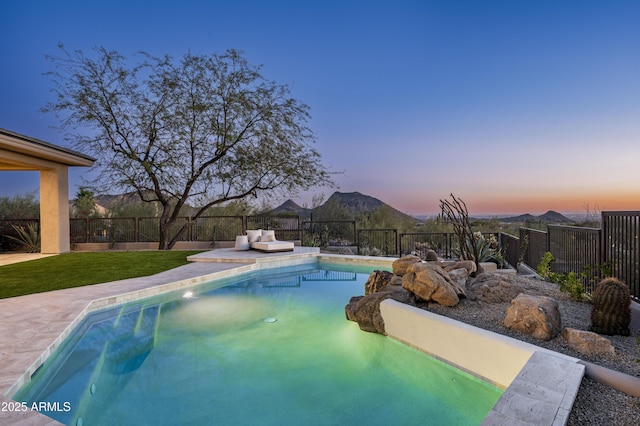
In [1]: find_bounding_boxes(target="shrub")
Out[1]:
[557,271,588,302]
[536,252,556,281]
[536,252,589,301]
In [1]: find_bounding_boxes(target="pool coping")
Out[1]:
[0,250,582,425]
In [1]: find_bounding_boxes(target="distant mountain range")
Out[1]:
[498,210,573,224]
[269,192,575,224]
[266,191,419,223]
[85,190,575,225]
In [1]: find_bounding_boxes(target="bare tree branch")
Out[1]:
[44,47,337,248]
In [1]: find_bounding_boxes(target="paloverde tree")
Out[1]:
[45,46,334,249]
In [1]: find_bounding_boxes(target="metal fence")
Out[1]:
[519,228,548,269]
[247,216,300,241]
[68,215,299,245]
[357,229,398,256]
[549,224,600,271]
[602,211,640,300]
[499,232,520,269]
[511,215,639,300]
[399,232,454,259]
[5,210,640,299]
[301,220,356,247]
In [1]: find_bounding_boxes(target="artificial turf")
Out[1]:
[0,250,204,299]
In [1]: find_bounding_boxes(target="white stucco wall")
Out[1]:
[380,299,579,388]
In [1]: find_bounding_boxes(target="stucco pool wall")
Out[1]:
[380,299,580,389]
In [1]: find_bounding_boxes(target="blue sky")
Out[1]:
[1,0,639,214]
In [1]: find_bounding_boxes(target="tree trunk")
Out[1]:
[157,209,173,250]
[157,220,171,250]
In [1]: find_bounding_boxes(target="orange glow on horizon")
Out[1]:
[385,189,640,215]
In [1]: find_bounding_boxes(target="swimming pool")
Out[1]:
[15,262,501,425]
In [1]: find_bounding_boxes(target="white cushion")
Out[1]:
[246,229,262,243]
[251,240,294,252]
[260,234,276,242]
[261,230,276,238]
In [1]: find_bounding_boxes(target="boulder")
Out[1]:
[364,270,395,295]
[467,272,544,303]
[424,249,439,262]
[447,268,470,293]
[412,244,438,261]
[345,286,416,334]
[401,262,465,307]
[389,275,403,286]
[345,296,363,322]
[503,293,562,341]
[441,260,477,274]
[562,328,616,356]
[479,262,498,272]
[392,255,422,276]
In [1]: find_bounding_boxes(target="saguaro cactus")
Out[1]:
[591,277,631,336]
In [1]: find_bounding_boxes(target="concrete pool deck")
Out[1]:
[1,249,584,425]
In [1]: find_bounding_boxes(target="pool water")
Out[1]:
[16,263,502,425]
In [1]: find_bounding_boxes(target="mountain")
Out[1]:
[498,213,538,223]
[500,210,573,224]
[94,193,142,208]
[269,191,419,224]
[267,199,310,216]
[316,191,386,216]
[538,210,574,223]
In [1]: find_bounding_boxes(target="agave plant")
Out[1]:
[6,223,41,253]
[453,232,504,267]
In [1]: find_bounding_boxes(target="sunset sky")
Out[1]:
[1,0,639,215]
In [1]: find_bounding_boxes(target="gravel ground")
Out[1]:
[421,274,640,426]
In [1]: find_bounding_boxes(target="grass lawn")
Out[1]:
[0,251,204,299]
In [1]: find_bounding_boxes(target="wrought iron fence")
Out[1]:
[602,211,640,300]
[5,211,640,299]
[519,228,548,269]
[399,232,454,259]
[248,215,300,241]
[513,218,638,300]
[357,229,398,256]
[301,220,356,247]
[68,215,293,244]
[548,225,600,288]
[499,232,520,269]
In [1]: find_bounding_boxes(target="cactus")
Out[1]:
[591,277,631,336]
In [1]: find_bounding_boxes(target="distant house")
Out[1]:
[0,128,95,253]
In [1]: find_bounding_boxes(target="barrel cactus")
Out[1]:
[590,277,631,336]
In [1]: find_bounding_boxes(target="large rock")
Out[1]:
[424,249,439,262]
[345,296,363,322]
[562,327,615,356]
[467,272,545,303]
[364,270,395,295]
[392,255,422,277]
[441,260,477,274]
[345,286,416,334]
[503,293,562,341]
[401,262,465,307]
[447,268,470,293]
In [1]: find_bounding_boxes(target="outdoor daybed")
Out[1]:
[239,229,295,252]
